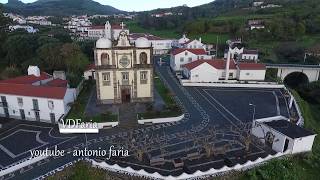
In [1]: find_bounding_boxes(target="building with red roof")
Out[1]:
[129,33,174,55]
[170,48,215,71]
[182,59,266,83]
[87,21,129,40]
[0,66,76,124]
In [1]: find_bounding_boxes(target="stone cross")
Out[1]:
[120,22,125,30]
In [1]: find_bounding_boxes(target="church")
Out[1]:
[94,22,154,104]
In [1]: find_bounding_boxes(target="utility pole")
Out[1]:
[215,35,219,59]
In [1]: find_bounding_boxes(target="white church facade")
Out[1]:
[94,24,153,104]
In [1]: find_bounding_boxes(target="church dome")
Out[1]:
[96,38,112,49]
[135,37,151,48]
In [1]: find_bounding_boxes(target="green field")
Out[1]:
[126,21,230,44]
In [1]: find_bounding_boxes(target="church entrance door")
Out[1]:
[121,88,131,103]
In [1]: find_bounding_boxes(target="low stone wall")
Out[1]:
[0,155,47,177]
[138,114,184,125]
[181,81,285,88]
[89,150,290,180]
[97,121,119,128]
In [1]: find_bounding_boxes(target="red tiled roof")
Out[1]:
[0,72,51,84]
[0,83,67,99]
[129,33,165,40]
[243,49,258,55]
[183,59,237,70]
[181,40,192,45]
[238,63,266,70]
[85,64,96,71]
[172,48,207,55]
[46,79,68,87]
[112,24,126,29]
[88,26,104,30]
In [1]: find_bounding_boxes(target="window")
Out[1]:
[185,51,188,56]
[102,72,111,86]
[101,53,110,66]
[140,71,148,84]
[32,99,39,111]
[122,72,129,85]
[201,56,204,59]
[246,72,250,76]
[188,57,192,62]
[180,57,184,62]
[17,97,23,106]
[229,73,233,77]
[48,100,54,110]
[140,52,148,64]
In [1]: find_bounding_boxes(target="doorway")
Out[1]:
[35,111,40,121]
[20,109,25,120]
[283,138,289,152]
[121,88,131,103]
[4,108,9,118]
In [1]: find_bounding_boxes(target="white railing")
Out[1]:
[89,150,291,180]
[0,155,48,177]
[138,114,184,124]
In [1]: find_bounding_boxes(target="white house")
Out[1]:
[129,33,174,55]
[181,38,205,49]
[182,49,266,83]
[87,22,129,40]
[182,59,238,82]
[9,25,38,33]
[252,117,316,154]
[224,48,259,62]
[0,66,76,124]
[237,62,266,80]
[178,34,190,44]
[84,64,96,80]
[170,48,214,71]
[240,50,259,61]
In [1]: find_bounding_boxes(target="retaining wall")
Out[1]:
[138,114,184,124]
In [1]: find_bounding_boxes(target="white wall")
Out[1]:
[241,54,258,61]
[237,69,266,81]
[277,68,320,82]
[170,51,208,71]
[184,63,219,82]
[292,135,316,153]
[251,122,292,153]
[0,93,67,123]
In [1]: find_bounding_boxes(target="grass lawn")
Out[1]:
[126,21,179,39]
[47,161,151,180]
[66,80,118,123]
[138,75,182,119]
[240,90,320,180]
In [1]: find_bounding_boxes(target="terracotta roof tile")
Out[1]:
[172,48,206,55]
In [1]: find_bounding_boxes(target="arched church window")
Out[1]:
[140,52,148,64]
[101,53,110,66]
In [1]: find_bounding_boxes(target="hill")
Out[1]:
[3,0,124,16]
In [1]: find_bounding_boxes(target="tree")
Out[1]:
[60,43,89,73]
[3,35,39,66]
[37,43,64,72]
[0,66,22,80]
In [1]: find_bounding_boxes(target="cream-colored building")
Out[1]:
[94,29,154,104]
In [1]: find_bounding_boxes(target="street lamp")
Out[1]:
[249,103,256,122]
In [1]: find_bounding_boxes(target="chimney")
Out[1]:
[225,48,231,81]
[27,66,40,77]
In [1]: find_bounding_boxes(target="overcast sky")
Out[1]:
[0,0,213,11]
